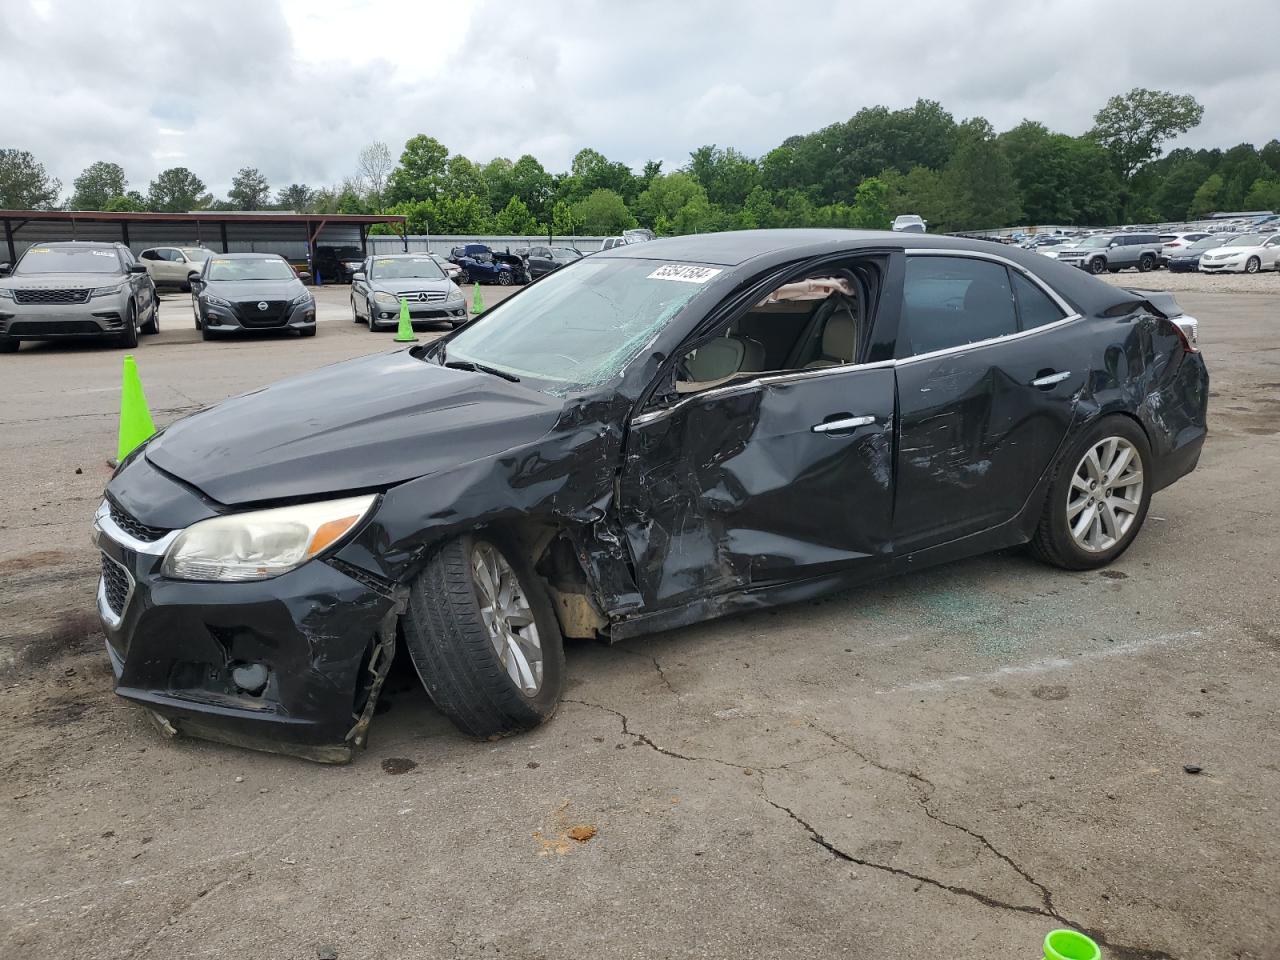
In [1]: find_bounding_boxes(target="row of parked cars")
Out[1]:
[1027,230,1280,274]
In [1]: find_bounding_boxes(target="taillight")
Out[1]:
[1171,317,1199,353]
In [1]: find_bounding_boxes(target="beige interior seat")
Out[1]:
[803,310,857,369]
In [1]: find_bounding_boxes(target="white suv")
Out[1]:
[139,246,213,290]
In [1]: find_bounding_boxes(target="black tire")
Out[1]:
[0,337,18,353]
[1089,257,1107,275]
[201,319,217,341]
[1138,253,1155,272]
[351,296,361,323]
[299,325,316,337]
[456,270,470,285]
[1029,415,1153,571]
[141,299,159,335]
[403,533,565,739]
[118,303,139,348]
[1245,256,1260,274]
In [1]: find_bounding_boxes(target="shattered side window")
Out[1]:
[444,258,717,391]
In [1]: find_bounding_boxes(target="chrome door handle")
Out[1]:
[1030,371,1071,388]
[812,415,876,433]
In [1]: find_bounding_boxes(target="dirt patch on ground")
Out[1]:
[0,550,74,574]
[2,608,102,677]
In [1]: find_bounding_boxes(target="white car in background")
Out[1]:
[139,246,213,290]
[1159,231,1213,264]
[891,214,927,233]
[1198,234,1280,274]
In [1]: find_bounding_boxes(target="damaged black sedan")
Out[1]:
[93,230,1208,761]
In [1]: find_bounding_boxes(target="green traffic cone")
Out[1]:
[1044,929,1101,960]
[117,354,156,462]
[393,298,416,342]
[471,283,484,315]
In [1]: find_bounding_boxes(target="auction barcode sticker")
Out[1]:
[647,264,722,284]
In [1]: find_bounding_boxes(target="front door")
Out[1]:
[618,365,897,610]
[891,253,1085,550]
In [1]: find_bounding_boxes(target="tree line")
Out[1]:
[3,89,1278,237]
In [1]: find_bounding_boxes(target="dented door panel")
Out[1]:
[619,366,897,609]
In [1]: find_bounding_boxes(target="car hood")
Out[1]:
[204,278,303,300]
[370,278,458,297]
[1202,245,1260,257]
[144,350,563,505]
[0,273,124,289]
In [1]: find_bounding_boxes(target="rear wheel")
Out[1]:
[456,269,470,285]
[1138,253,1155,272]
[141,299,159,335]
[1030,416,1152,570]
[403,533,565,739]
[1245,256,1261,274]
[1089,257,1107,275]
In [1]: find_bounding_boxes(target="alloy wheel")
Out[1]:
[1245,257,1260,274]
[471,542,543,695]
[1066,436,1144,553]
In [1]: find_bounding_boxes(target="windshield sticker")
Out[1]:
[91,250,115,257]
[647,264,722,284]
[30,248,51,254]
[211,258,230,265]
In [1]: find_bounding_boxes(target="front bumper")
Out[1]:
[0,296,132,339]
[200,299,316,333]
[1199,260,1245,273]
[371,300,467,326]
[92,498,397,761]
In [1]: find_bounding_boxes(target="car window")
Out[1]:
[369,257,445,280]
[15,246,127,275]
[899,256,1017,358]
[140,250,159,261]
[205,257,295,281]
[444,257,715,392]
[182,248,211,263]
[1012,272,1067,330]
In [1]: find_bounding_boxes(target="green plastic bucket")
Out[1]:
[1044,929,1101,960]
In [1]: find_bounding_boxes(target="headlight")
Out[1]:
[290,292,313,306]
[0,287,13,300]
[161,494,377,582]
[373,291,400,307]
[204,294,232,308]
[90,281,128,298]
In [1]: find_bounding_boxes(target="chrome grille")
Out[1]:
[108,501,169,542]
[100,554,131,617]
[13,288,92,305]
[401,290,447,302]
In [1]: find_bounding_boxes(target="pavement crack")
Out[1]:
[563,698,750,770]
[607,646,679,698]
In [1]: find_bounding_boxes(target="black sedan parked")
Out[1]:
[96,230,1208,761]
[1166,236,1227,273]
[524,244,584,280]
[190,253,316,340]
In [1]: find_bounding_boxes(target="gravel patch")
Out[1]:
[1098,269,1280,295]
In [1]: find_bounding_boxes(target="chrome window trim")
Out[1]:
[628,248,1083,429]
[92,500,181,556]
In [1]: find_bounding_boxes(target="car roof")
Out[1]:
[33,240,119,248]
[209,252,287,259]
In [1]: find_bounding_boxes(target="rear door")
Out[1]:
[891,252,1086,551]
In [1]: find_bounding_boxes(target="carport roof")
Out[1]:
[0,210,405,225]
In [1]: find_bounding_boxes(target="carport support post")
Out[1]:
[359,224,368,258]
[219,222,229,254]
[120,221,130,251]
[3,219,15,266]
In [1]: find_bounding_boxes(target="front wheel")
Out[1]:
[141,300,159,335]
[1089,257,1107,275]
[1245,256,1261,274]
[497,271,513,286]
[118,303,139,348]
[403,533,565,739]
[351,296,362,323]
[1030,416,1152,570]
[299,325,316,338]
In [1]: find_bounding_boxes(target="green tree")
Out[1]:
[687,145,761,208]
[566,149,638,204]
[69,161,128,210]
[0,149,61,208]
[276,183,315,212]
[1188,173,1224,218]
[493,196,539,235]
[635,172,706,232]
[147,167,209,212]
[1089,88,1205,180]
[509,154,554,218]
[549,200,576,237]
[1149,156,1210,221]
[942,131,1022,230]
[848,176,890,229]
[442,155,487,200]
[1216,144,1269,211]
[356,141,394,208]
[1260,139,1280,176]
[429,194,492,234]
[572,188,636,234]
[1243,178,1280,211]
[228,167,271,209]
[103,191,147,212]
[386,135,449,204]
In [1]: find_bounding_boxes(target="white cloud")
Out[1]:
[1,0,1276,202]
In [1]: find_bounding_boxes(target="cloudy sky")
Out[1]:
[3,0,1277,198]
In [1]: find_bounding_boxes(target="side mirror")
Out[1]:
[187,270,203,285]
[129,263,147,274]
[351,271,365,282]
[0,263,9,276]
